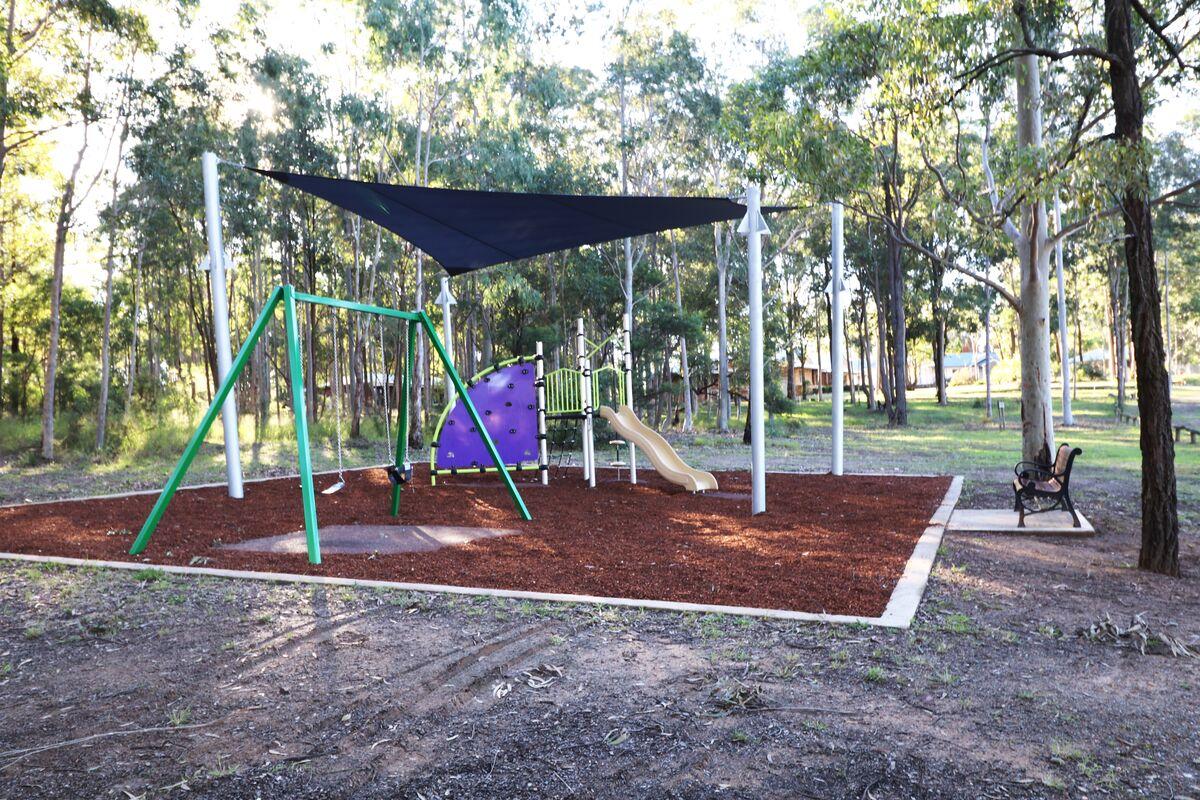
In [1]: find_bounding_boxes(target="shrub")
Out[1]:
[949,368,981,387]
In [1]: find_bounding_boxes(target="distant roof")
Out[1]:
[250,167,790,276]
[1070,348,1109,364]
[944,351,999,369]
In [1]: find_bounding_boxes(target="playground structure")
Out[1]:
[430,313,716,493]
[175,154,775,562]
[128,284,531,566]
[601,405,718,492]
[429,350,549,485]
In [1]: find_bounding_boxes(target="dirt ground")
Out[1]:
[1,442,1198,798]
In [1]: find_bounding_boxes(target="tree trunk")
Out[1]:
[815,308,824,401]
[0,255,6,416]
[985,287,994,419]
[845,311,857,405]
[547,260,559,372]
[715,225,730,433]
[96,242,116,450]
[874,271,893,413]
[1014,52,1054,464]
[860,293,876,410]
[96,119,130,451]
[41,112,89,459]
[670,231,693,432]
[619,61,635,347]
[1072,266,1083,401]
[42,206,71,460]
[934,317,948,406]
[125,247,141,412]
[786,348,796,401]
[887,229,907,425]
[251,242,270,432]
[1104,0,1179,576]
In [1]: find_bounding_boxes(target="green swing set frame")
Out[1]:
[128,283,531,565]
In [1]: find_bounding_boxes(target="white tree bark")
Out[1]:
[124,244,142,414]
[1014,53,1056,463]
[670,231,693,431]
[41,102,91,460]
[977,54,1056,463]
[714,224,730,433]
[96,116,129,451]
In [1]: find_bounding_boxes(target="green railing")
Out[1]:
[545,367,583,416]
[591,364,625,411]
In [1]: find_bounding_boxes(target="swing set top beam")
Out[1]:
[293,291,423,322]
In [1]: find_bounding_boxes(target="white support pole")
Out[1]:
[535,341,549,485]
[1053,195,1073,426]
[437,275,456,400]
[622,312,637,484]
[831,201,845,476]
[742,185,767,514]
[201,151,244,499]
[577,318,596,488]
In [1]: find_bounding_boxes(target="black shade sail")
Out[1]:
[251,167,774,276]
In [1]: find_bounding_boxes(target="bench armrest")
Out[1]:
[1014,461,1052,479]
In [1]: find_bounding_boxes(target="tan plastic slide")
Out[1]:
[599,404,718,493]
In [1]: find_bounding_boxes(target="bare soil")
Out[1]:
[0,468,950,617]
[0,443,1197,799]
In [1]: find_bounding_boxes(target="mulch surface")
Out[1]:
[0,468,951,617]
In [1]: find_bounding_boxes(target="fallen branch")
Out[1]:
[1078,613,1198,658]
[0,720,219,771]
[725,704,860,716]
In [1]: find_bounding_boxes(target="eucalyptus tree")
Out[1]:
[0,0,132,259]
[39,4,148,459]
[254,50,343,420]
[602,24,720,424]
[726,14,935,426]
[363,0,525,444]
[95,60,151,451]
[917,0,1199,575]
[124,55,228,407]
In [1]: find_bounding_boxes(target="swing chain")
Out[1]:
[378,316,411,487]
[378,316,393,463]
[326,308,346,492]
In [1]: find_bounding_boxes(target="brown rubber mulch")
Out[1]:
[0,468,951,617]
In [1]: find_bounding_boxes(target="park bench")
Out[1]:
[1111,394,1139,424]
[1174,424,1200,444]
[1013,443,1083,528]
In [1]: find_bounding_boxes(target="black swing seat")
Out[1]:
[387,463,413,486]
[1012,444,1082,527]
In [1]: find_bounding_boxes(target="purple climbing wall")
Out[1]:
[435,359,538,471]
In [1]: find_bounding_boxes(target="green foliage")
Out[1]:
[1,0,1197,473]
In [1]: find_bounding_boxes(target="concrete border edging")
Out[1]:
[877,475,962,627]
[0,475,963,628]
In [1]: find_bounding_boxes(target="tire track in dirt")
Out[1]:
[231,604,398,671]
[308,621,559,788]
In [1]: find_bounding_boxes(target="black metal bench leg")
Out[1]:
[1064,491,1081,528]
